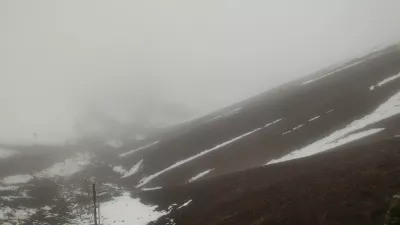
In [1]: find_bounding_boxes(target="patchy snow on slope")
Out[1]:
[142,187,162,191]
[0,207,37,222]
[0,185,19,191]
[370,72,400,90]
[40,205,58,219]
[1,174,33,185]
[1,196,29,202]
[177,200,192,210]
[41,205,53,211]
[308,116,320,122]
[112,166,126,175]
[137,127,261,187]
[35,152,91,178]
[1,191,31,201]
[100,192,167,225]
[168,204,178,211]
[122,160,143,178]
[267,90,400,165]
[119,141,159,157]
[188,169,214,183]
[69,192,167,225]
[0,148,17,159]
[113,160,143,178]
[269,128,383,164]
[123,160,143,178]
[103,183,122,190]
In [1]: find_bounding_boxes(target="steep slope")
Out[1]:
[112,44,400,189]
[146,137,400,225]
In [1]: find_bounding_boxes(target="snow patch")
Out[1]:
[0,207,37,222]
[267,90,400,165]
[70,192,167,225]
[137,127,261,187]
[35,152,91,178]
[142,187,162,191]
[168,204,178,211]
[40,205,58,219]
[113,160,143,178]
[282,130,291,135]
[188,169,214,183]
[268,128,383,164]
[292,124,304,131]
[1,191,31,201]
[119,141,159,157]
[41,205,53,211]
[1,174,33,185]
[177,199,192,210]
[370,72,400,90]
[0,185,19,191]
[308,116,320,122]
[102,183,122,191]
[122,160,143,178]
[112,166,126,176]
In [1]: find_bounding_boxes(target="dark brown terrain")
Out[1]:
[144,138,400,225]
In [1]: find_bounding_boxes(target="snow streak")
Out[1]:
[113,160,143,178]
[302,53,384,85]
[268,90,400,164]
[177,200,192,210]
[188,169,214,183]
[119,141,159,157]
[137,118,282,187]
[137,128,261,187]
[370,72,400,90]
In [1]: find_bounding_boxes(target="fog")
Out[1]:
[1,0,400,144]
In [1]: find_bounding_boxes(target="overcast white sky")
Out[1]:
[1,0,400,144]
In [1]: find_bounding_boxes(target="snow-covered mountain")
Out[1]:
[1,44,400,224]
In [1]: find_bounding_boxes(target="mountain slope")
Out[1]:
[1,44,400,224]
[113,44,400,188]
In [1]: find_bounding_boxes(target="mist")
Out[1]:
[1,0,400,144]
